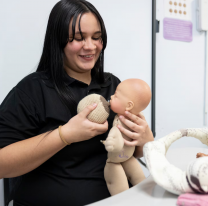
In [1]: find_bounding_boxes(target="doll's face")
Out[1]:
[110,82,128,115]
[110,79,152,115]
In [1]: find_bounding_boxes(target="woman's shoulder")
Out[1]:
[103,72,121,84]
[14,71,51,103]
[16,71,45,86]
[15,71,50,91]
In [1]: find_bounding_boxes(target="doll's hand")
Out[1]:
[117,111,154,147]
[196,152,208,158]
[105,137,116,152]
[61,104,108,144]
[102,126,124,152]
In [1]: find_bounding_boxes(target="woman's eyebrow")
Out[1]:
[93,31,102,34]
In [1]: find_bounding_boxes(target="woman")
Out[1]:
[0,0,154,205]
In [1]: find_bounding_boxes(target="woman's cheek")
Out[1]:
[65,41,83,55]
[95,42,103,59]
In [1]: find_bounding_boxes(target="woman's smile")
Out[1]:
[79,54,95,61]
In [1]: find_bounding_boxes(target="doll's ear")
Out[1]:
[126,101,134,111]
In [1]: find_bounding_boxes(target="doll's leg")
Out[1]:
[104,162,129,196]
[121,156,146,186]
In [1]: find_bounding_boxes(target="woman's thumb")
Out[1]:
[81,103,97,117]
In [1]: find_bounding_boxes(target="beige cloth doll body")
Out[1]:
[102,79,152,195]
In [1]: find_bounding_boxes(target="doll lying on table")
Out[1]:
[143,128,208,195]
[101,79,152,195]
[77,78,152,196]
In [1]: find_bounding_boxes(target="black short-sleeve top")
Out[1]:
[0,71,120,206]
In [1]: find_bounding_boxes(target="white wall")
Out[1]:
[0,0,59,100]
[0,1,153,205]
[155,0,207,149]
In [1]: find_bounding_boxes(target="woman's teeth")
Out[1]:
[81,55,93,58]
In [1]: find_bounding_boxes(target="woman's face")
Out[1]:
[63,12,103,75]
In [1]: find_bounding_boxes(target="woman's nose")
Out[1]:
[83,38,96,50]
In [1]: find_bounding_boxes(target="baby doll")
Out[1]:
[102,78,152,196]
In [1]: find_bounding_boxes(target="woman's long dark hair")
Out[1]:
[36,0,107,116]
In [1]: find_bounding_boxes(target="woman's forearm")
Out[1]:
[0,104,109,179]
[0,128,66,179]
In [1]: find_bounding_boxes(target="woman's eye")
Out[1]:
[73,35,83,41]
[74,38,83,41]
[74,35,83,41]
[68,37,83,42]
[92,36,101,40]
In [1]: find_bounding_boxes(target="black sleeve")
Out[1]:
[0,87,40,148]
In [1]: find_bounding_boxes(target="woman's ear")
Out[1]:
[126,101,134,111]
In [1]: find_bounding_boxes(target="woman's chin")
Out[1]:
[79,62,96,71]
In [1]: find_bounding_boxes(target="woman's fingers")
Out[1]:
[117,124,139,140]
[95,121,108,133]
[65,102,109,143]
[80,103,108,132]
[119,115,144,133]
[117,111,153,147]
[137,112,146,121]
[80,103,97,117]
[79,103,108,133]
[123,138,138,147]
[118,116,135,131]
[122,111,144,125]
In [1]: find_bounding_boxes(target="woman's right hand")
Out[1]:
[61,104,108,144]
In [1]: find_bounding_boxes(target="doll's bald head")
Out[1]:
[110,79,151,115]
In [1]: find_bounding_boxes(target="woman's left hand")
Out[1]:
[117,111,154,147]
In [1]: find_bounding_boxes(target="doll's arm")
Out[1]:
[102,126,124,152]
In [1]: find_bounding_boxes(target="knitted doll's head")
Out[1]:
[77,94,110,124]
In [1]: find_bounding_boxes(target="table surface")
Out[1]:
[88,147,208,206]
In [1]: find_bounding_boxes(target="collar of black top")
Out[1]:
[38,70,112,89]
